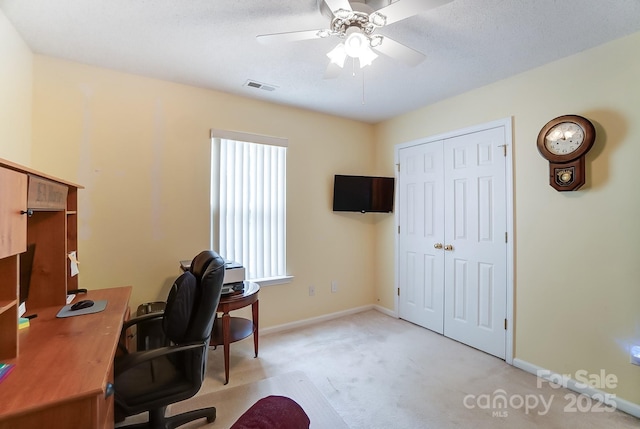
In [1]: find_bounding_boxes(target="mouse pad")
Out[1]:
[56,300,108,318]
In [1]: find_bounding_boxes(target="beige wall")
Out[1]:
[30,55,377,328]
[0,10,32,164]
[375,32,640,405]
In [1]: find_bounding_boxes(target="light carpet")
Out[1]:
[120,310,640,428]
[199,310,639,429]
[171,371,348,428]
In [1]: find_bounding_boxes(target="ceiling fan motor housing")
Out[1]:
[331,11,376,36]
[319,0,392,18]
[326,0,392,39]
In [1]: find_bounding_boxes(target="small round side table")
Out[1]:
[210,281,259,384]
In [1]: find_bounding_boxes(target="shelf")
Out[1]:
[210,317,255,346]
[0,159,81,361]
[0,299,17,314]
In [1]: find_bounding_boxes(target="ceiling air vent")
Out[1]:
[244,80,278,92]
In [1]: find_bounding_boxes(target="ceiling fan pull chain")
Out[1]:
[362,70,366,105]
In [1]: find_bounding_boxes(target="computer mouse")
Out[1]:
[70,299,94,311]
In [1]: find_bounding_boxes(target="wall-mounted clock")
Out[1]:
[537,114,596,191]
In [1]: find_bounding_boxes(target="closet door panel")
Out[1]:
[398,142,445,333]
[443,126,507,359]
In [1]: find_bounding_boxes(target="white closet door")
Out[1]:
[397,141,446,333]
[397,124,508,359]
[442,126,507,359]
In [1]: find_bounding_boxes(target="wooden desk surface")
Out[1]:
[0,287,131,424]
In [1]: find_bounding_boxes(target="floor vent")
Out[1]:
[244,80,278,91]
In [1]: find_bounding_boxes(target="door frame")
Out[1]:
[393,117,515,364]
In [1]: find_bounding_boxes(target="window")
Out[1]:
[211,130,289,284]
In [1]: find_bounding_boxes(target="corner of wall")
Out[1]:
[0,9,33,165]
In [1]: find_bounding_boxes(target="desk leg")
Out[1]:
[252,299,259,358]
[222,311,231,385]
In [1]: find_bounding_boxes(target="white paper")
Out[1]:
[68,251,80,277]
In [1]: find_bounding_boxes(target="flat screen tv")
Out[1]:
[333,174,395,213]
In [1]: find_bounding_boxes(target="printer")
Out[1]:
[223,260,245,285]
[221,260,245,295]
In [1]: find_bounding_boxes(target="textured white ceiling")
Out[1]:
[1,0,639,123]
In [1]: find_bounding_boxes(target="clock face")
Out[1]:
[544,122,585,155]
[536,114,596,191]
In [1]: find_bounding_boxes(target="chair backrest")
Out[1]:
[187,250,225,342]
[161,250,225,345]
[164,250,225,391]
[162,271,198,343]
[190,251,217,281]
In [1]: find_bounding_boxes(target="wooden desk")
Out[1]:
[0,287,131,429]
[210,281,259,385]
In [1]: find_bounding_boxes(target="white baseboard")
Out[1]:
[372,304,396,318]
[513,358,640,418]
[261,305,375,336]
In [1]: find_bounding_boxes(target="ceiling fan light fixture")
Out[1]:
[327,43,347,67]
[358,45,378,68]
[369,34,383,48]
[334,8,352,19]
[369,12,387,27]
[329,29,379,69]
[344,32,368,58]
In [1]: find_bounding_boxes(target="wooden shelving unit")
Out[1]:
[0,158,82,360]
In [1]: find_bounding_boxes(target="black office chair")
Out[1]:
[114,250,225,429]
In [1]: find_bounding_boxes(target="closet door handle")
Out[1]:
[444,244,454,251]
[434,243,443,249]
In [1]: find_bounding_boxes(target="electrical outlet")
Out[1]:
[331,280,338,293]
[309,285,315,296]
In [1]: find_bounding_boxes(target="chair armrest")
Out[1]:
[118,312,166,355]
[115,341,206,375]
[122,312,164,331]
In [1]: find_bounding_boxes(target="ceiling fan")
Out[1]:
[256,0,452,78]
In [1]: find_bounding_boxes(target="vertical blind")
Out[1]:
[218,138,287,281]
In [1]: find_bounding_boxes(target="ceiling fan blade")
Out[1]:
[323,0,353,15]
[372,36,426,67]
[376,0,452,26]
[323,62,343,79]
[256,29,325,44]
